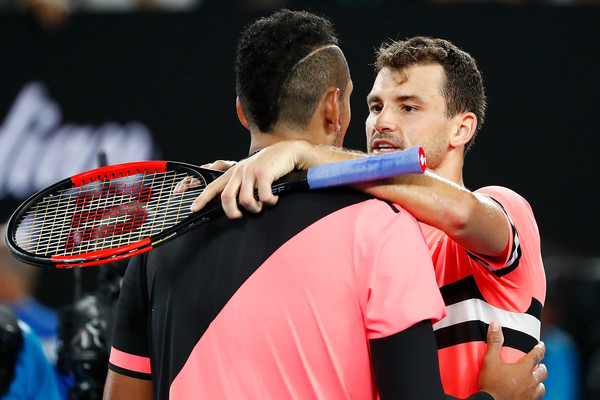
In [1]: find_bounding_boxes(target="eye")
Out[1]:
[369,104,383,113]
[401,105,418,113]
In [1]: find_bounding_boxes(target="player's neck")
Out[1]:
[248,121,316,155]
[431,156,465,187]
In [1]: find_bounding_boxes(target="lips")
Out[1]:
[370,139,403,154]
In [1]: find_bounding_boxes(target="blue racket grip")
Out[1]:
[306,146,426,189]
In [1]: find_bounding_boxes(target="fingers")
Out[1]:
[520,344,547,400]
[222,151,286,216]
[534,382,546,399]
[251,165,280,206]
[173,178,189,194]
[174,177,202,194]
[192,143,298,218]
[237,168,262,214]
[533,362,547,383]
[234,162,280,214]
[190,161,263,219]
[220,168,247,219]
[256,173,279,206]
[531,363,547,400]
[483,321,504,364]
[191,170,233,213]
[191,160,241,217]
[521,340,545,369]
[201,160,237,171]
[478,323,548,400]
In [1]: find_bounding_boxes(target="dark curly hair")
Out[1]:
[375,36,487,153]
[236,9,349,133]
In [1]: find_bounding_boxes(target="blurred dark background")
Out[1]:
[1,1,598,398]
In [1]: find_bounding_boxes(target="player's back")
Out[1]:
[112,188,443,399]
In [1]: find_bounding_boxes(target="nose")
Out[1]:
[373,106,396,133]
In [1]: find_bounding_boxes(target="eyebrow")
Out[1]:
[366,94,424,104]
[366,94,379,103]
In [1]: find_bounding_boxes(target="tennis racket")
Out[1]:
[5,146,426,268]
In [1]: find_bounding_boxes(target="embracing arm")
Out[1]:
[371,320,546,400]
[191,140,360,217]
[359,170,508,257]
[371,320,490,400]
[191,140,508,257]
[103,370,153,400]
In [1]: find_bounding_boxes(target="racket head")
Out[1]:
[5,161,223,268]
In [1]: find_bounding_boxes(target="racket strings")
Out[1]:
[14,170,206,257]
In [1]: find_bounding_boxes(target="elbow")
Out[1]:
[443,209,470,237]
[439,192,477,237]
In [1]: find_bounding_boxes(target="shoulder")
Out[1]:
[259,187,388,231]
[475,185,538,225]
[473,186,544,286]
[352,197,420,230]
[475,186,532,211]
[351,198,427,259]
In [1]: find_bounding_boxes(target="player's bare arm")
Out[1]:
[190,140,364,218]
[191,139,509,257]
[103,370,154,400]
[358,171,509,257]
[369,319,546,400]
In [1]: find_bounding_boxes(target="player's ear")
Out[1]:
[324,87,341,133]
[236,97,250,130]
[450,112,477,148]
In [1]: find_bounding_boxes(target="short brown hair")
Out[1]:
[375,36,486,152]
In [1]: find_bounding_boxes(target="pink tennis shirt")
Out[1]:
[109,191,445,400]
[424,186,546,398]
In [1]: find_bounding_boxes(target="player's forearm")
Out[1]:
[359,171,475,231]
[292,144,509,257]
[359,171,508,257]
[290,140,367,170]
